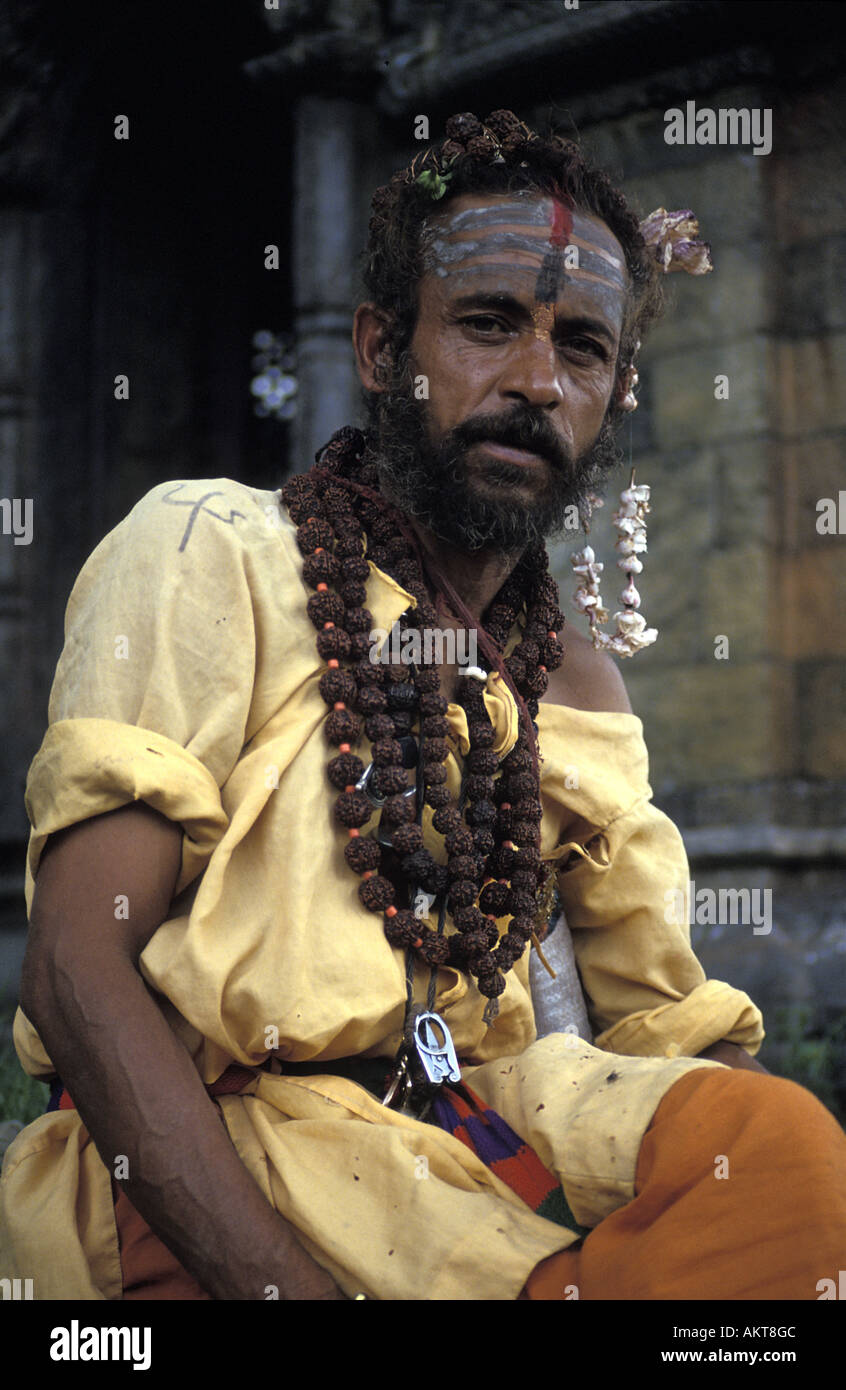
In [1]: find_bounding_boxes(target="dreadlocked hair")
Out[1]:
[364,108,664,397]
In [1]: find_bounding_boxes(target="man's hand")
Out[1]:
[696,1040,769,1074]
[21,802,347,1300]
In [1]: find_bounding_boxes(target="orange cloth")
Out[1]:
[113,1182,211,1301]
[524,1068,846,1300]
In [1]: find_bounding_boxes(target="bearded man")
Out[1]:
[2,111,844,1302]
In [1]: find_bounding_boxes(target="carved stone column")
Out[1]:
[291,94,372,470]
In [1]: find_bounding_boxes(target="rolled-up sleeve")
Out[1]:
[537,704,764,1060]
[23,479,273,907]
[556,797,764,1058]
[25,721,228,899]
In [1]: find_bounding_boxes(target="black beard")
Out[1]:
[365,359,624,553]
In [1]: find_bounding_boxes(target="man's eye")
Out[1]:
[564,336,606,360]
[462,315,508,333]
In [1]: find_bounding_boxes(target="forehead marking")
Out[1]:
[533,198,571,305]
[427,208,625,269]
[431,261,624,300]
[421,197,626,299]
[442,228,624,279]
[531,302,556,339]
[426,199,552,232]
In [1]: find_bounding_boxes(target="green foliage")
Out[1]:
[0,1004,48,1128]
[760,1004,846,1126]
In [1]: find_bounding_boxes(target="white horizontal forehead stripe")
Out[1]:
[429,260,625,294]
[423,198,625,275]
[423,196,552,234]
[569,233,625,271]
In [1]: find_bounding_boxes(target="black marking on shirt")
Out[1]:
[162,485,247,552]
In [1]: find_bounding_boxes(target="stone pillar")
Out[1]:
[291,95,372,471]
[0,206,40,813]
[0,207,41,988]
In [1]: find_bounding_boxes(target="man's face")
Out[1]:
[371,191,630,551]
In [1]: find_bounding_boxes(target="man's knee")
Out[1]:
[639,1065,845,1196]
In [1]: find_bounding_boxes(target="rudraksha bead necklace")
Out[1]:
[281,426,565,1023]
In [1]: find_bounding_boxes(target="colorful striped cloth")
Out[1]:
[46,1078,75,1112]
[430,1080,590,1236]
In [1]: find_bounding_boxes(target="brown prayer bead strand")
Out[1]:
[294,478,397,913]
[451,680,510,1002]
[283,427,567,1005]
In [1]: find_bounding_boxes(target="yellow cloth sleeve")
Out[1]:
[536,704,764,1059]
[558,799,763,1057]
[16,477,320,1078]
[24,479,273,878]
[25,720,228,902]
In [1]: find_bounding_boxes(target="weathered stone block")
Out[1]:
[703,545,770,662]
[796,660,846,776]
[624,157,766,245]
[635,444,713,666]
[711,436,774,550]
[775,235,846,336]
[771,146,846,242]
[646,244,769,356]
[780,435,846,550]
[651,336,771,448]
[628,661,792,790]
[773,334,846,435]
[583,83,774,182]
[779,550,846,660]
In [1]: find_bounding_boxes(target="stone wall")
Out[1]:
[570,80,846,801]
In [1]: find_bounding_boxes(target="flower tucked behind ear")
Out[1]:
[639,208,713,275]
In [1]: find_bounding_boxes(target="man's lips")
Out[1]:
[473,439,551,468]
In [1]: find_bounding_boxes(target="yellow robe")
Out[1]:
[0,478,763,1300]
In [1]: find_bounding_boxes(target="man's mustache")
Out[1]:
[447,408,573,472]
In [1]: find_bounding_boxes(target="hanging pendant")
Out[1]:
[381,1050,411,1108]
[482,997,500,1026]
[413,1011,461,1085]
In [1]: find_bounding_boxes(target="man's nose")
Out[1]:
[498,331,565,410]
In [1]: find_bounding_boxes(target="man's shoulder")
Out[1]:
[98,477,298,565]
[540,624,633,715]
[130,477,290,537]
[67,478,302,615]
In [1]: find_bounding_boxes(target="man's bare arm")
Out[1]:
[20,802,345,1300]
[696,1040,768,1073]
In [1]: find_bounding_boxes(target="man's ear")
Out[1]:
[353,303,394,392]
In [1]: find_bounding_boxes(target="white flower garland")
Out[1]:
[571,475,658,658]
